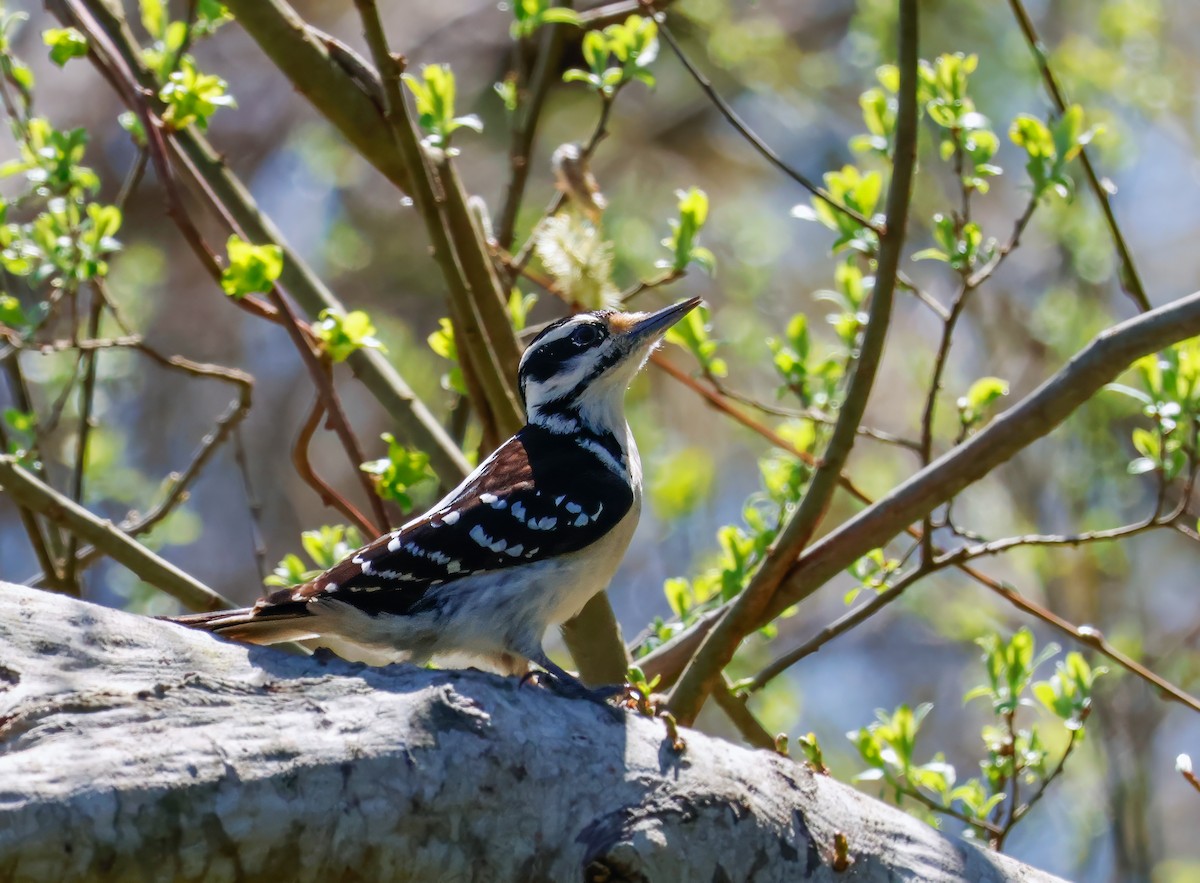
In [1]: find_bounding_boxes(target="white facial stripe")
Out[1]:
[518,316,606,371]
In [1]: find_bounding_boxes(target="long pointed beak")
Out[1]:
[624,297,703,346]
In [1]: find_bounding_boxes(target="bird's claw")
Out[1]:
[519,670,630,705]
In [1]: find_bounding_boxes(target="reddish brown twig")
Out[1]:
[292,395,379,539]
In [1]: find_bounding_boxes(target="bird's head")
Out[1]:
[518,297,702,435]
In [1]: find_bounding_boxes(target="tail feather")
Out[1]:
[168,607,320,646]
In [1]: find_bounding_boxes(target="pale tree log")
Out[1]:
[0,582,1062,883]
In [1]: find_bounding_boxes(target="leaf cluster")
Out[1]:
[564,15,658,97]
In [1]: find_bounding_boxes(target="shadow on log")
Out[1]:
[0,582,1063,882]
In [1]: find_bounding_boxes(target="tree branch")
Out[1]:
[218,0,412,192]
[664,0,920,725]
[637,289,1200,691]
[0,460,233,612]
[0,582,1066,883]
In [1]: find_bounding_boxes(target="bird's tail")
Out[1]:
[168,606,320,646]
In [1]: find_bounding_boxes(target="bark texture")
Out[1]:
[0,582,1063,883]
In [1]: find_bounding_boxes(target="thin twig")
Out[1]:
[712,675,776,750]
[581,0,672,26]
[919,275,971,562]
[231,425,269,588]
[653,10,882,235]
[893,776,1004,839]
[1005,0,1151,313]
[292,394,378,539]
[710,377,921,452]
[897,271,950,321]
[508,89,618,279]
[1181,764,1200,795]
[744,566,929,694]
[999,725,1081,848]
[265,289,388,535]
[0,421,59,586]
[494,7,571,249]
[62,289,105,593]
[965,195,1038,289]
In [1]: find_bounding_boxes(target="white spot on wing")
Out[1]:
[505,544,524,557]
[480,493,498,504]
[573,513,588,527]
[360,560,374,576]
[376,570,417,581]
[511,501,527,522]
[387,536,401,553]
[442,510,460,525]
[565,501,582,514]
[469,524,508,553]
[555,495,566,506]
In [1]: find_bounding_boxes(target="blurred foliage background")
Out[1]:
[2,0,1200,879]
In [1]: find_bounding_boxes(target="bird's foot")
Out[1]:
[519,669,630,705]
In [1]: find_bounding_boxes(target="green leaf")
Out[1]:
[965,376,1009,413]
[402,64,481,148]
[220,235,282,299]
[117,111,147,146]
[581,31,608,72]
[361,433,436,511]
[313,308,385,363]
[263,552,315,588]
[664,304,724,377]
[0,294,26,327]
[159,58,236,130]
[140,0,166,40]
[494,77,518,113]
[42,28,88,67]
[1131,427,1160,459]
[660,187,714,273]
[540,8,582,26]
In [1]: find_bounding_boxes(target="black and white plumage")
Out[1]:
[173,297,701,697]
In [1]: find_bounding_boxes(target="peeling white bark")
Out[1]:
[0,583,1064,882]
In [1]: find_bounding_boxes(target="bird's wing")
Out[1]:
[256,426,634,619]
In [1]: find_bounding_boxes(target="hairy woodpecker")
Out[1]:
[173,297,701,698]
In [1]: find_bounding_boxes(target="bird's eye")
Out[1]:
[570,324,603,346]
